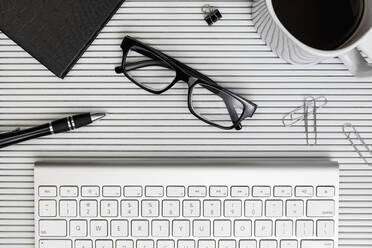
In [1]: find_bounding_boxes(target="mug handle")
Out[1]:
[340,31,372,77]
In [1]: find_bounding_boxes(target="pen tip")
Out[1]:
[91,113,106,122]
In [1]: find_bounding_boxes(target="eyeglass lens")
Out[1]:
[124,47,176,92]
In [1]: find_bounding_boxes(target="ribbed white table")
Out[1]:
[0,1,371,247]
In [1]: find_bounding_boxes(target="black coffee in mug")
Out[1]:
[271,0,364,50]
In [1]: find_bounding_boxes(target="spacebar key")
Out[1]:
[301,240,334,248]
[39,240,72,248]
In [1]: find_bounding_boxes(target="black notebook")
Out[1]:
[0,0,125,78]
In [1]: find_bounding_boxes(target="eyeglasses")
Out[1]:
[115,36,257,130]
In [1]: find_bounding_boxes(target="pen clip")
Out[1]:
[0,128,21,139]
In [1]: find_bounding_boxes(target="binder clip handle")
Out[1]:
[202,4,222,26]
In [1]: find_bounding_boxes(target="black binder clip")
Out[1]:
[202,5,222,26]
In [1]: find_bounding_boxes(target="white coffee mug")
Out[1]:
[252,0,372,77]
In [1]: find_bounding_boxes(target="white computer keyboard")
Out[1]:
[34,160,339,248]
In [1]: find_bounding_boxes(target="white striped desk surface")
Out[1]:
[0,0,371,247]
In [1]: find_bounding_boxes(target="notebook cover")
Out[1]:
[0,0,125,78]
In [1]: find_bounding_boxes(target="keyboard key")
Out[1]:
[102,186,121,197]
[116,240,134,248]
[75,240,92,248]
[198,240,215,248]
[213,220,231,237]
[39,200,56,217]
[234,220,252,237]
[295,186,313,197]
[252,186,271,197]
[162,200,180,217]
[39,240,71,248]
[81,186,100,197]
[244,200,262,217]
[178,240,194,248]
[70,220,87,237]
[157,240,174,248]
[224,200,242,217]
[145,186,164,197]
[265,200,283,217]
[239,240,256,248]
[60,186,78,197]
[286,200,304,217]
[317,186,335,197]
[260,240,277,248]
[100,200,118,217]
[172,220,190,237]
[275,220,293,237]
[39,220,67,237]
[132,220,149,237]
[121,200,139,217]
[152,220,170,237]
[219,240,236,248]
[167,186,185,197]
[96,240,112,248]
[296,220,314,237]
[90,220,108,237]
[301,240,334,248]
[209,186,228,197]
[231,186,249,197]
[183,200,201,217]
[280,240,297,248]
[142,200,160,217]
[39,186,57,197]
[193,220,211,237]
[255,220,272,237]
[274,186,292,197]
[59,200,77,217]
[124,186,142,197]
[307,200,335,217]
[188,186,207,197]
[317,220,334,237]
[111,220,129,237]
[137,240,154,248]
[204,200,221,217]
[80,200,98,217]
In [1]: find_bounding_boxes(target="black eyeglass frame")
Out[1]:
[115,36,257,130]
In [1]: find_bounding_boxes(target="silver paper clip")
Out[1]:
[343,123,372,166]
[282,96,327,145]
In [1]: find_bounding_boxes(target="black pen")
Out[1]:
[0,113,105,149]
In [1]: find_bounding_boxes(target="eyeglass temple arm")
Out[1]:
[225,99,243,130]
[116,46,173,73]
[124,60,172,71]
[129,46,217,88]
[132,46,216,85]
[215,90,242,130]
